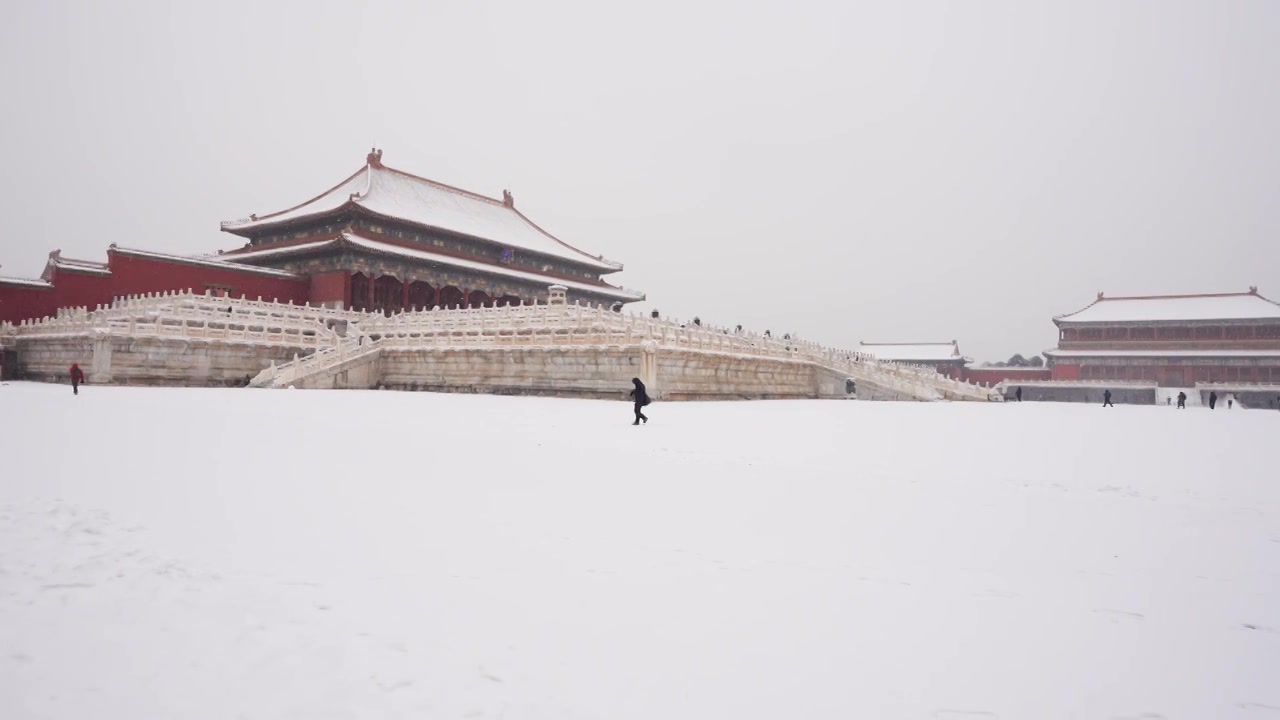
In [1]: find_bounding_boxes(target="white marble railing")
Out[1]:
[362,302,997,401]
[3,291,1000,401]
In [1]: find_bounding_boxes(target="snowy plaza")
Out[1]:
[1,382,1278,719]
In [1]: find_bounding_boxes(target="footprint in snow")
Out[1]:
[1093,608,1144,622]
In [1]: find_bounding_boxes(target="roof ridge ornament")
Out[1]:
[1249,285,1258,294]
[366,147,384,168]
[502,189,514,208]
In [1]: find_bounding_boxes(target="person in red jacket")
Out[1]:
[70,363,85,395]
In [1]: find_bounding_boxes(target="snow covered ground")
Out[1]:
[1,382,1278,720]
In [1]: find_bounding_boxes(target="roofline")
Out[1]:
[1054,288,1278,322]
[225,224,623,287]
[0,276,53,289]
[219,154,623,272]
[339,233,643,301]
[220,164,369,236]
[223,232,644,301]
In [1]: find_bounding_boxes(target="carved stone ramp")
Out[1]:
[250,337,384,389]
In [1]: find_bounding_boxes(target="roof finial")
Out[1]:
[502,189,514,208]
[367,147,383,167]
[1097,291,1105,300]
[1249,285,1258,294]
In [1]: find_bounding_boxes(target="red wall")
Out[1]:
[308,271,349,307]
[0,284,57,323]
[50,269,113,311]
[1051,364,1081,381]
[0,250,312,323]
[107,252,309,304]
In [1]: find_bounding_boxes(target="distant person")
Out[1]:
[1227,394,1234,409]
[1015,387,1023,402]
[69,363,85,395]
[1209,391,1217,410]
[629,377,650,425]
[1102,389,1114,407]
[1177,391,1187,409]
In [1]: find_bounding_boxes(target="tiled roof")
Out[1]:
[1055,289,1280,323]
[221,150,622,272]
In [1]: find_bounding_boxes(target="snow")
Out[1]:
[859,342,961,362]
[223,164,620,271]
[1057,293,1280,323]
[0,276,52,288]
[2,382,1279,719]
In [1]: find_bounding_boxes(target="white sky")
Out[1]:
[1,0,1276,361]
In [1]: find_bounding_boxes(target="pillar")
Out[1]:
[401,280,410,311]
[463,289,471,308]
[367,274,376,311]
[90,332,113,384]
[640,339,658,399]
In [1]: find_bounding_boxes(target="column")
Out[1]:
[367,274,376,312]
[401,279,411,311]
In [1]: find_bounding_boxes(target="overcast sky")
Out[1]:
[1,1,1276,361]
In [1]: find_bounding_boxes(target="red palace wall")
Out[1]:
[50,270,112,312]
[0,284,57,324]
[107,253,309,304]
[0,251,311,323]
[1051,364,1082,381]
[308,271,349,307]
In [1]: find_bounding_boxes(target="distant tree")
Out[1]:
[1007,354,1029,367]
[1027,355,1045,367]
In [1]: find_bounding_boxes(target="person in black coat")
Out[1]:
[1209,391,1217,410]
[629,377,650,425]
[1102,389,1113,407]
[1177,391,1187,409]
[1015,387,1022,402]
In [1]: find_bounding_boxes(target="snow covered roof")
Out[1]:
[222,232,645,302]
[0,275,52,288]
[859,342,967,363]
[1045,348,1280,358]
[221,150,622,272]
[1055,289,1280,324]
[42,252,110,280]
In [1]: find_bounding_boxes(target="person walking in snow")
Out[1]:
[69,363,85,395]
[1015,387,1023,402]
[1177,391,1187,409]
[1102,389,1114,407]
[1227,394,1234,409]
[629,377,650,425]
[1209,391,1217,410]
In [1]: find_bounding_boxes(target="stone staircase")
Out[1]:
[250,335,384,389]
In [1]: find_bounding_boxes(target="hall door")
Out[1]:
[1157,367,1188,387]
